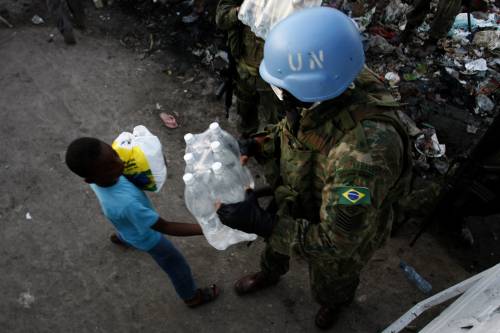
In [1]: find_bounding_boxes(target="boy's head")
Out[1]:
[65,137,124,187]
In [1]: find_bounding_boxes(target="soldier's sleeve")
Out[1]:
[303,120,404,258]
[215,0,242,31]
[256,122,282,162]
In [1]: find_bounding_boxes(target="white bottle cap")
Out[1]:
[183,173,194,185]
[183,153,194,164]
[212,162,223,174]
[209,122,220,131]
[184,133,194,144]
[210,141,221,153]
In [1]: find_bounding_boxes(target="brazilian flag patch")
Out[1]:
[335,186,371,206]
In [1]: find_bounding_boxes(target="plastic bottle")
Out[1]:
[211,141,238,169]
[210,162,245,203]
[183,173,218,233]
[211,141,254,189]
[184,153,196,174]
[400,260,432,294]
[208,122,240,157]
[183,172,257,250]
[184,133,196,153]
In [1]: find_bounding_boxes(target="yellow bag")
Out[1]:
[112,126,167,192]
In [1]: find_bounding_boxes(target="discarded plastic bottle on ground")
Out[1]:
[208,122,240,157]
[400,260,432,294]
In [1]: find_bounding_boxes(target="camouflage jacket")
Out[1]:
[258,67,412,260]
[215,0,264,74]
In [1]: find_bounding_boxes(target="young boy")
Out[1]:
[65,137,219,307]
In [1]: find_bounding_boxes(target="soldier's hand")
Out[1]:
[216,189,276,238]
[238,136,266,159]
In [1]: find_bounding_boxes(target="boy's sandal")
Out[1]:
[185,284,220,308]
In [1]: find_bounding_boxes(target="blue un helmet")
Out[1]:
[259,7,365,103]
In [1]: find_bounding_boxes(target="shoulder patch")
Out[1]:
[335,186,371,206]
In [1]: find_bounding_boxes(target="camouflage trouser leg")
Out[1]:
[429,0,462,41]
[308,256,362,309]
[260,243,291,280]
[46,0,74,40]
[235,67,284,138]
[235,74,260,138]
[404,0,431,35]
[66,0,85,29]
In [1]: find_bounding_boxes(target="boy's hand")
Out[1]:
[215,200,222,211]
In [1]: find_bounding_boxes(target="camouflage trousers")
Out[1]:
[405,0,462,41]
[235,64,284,137]
[46,0,85,36]
[260,244,363,308]
[259,204,394,309]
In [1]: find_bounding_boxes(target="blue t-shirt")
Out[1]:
[90,176,161,251]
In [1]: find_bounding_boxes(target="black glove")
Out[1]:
[216,190,276,238]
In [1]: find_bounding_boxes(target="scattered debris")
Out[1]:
[0,14,13,28]
[367,35,395,54]
[31,15,44,25]
[383,0,410,29]
[472,30,500,51]
[385,71,400,87]
[17,292,35,309]
[353,6,376,32]
[465,58,488,72]
[182,13,199,24]
[475,94,495,114]
[466,124,479,134]
[461,227,475,247]
[415,128,446,158]
[159,113,178,128]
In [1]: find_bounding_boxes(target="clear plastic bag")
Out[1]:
[238,0,322,39]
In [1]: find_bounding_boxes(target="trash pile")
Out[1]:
[182,122,257,250]
[334,0,499,176]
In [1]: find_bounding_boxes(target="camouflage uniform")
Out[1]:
[46,0,85,44]
[216,0,284,137]
[404,0,463,42]
[255,67,412,308]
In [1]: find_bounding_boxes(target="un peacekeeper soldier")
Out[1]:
[215,7,412,330]
[401,0,488,47]
[215,0,284,138]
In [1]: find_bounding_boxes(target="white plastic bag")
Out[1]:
[112,125,167,192]
[238,0,322,40]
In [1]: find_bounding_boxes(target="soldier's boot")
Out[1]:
[234,271,280,295]
[315,306,342,330]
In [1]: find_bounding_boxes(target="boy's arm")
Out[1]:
[151,217,203,237]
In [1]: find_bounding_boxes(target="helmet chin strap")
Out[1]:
[270,84,284,101]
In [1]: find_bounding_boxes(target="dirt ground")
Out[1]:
[0,1,482,332]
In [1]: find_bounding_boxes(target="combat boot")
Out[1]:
[315,306,342,330]
[234,271,280,295]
